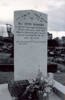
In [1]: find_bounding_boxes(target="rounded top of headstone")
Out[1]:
[14,10,47,15]
[14,10,47,24]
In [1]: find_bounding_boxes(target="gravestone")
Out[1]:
[14,10,47,81]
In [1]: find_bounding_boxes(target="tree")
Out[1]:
[48,39,59,47]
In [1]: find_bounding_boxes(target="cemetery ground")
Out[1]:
[48,47,65,86]
[0,52,13,64]
[0,49,64,99]
[0,51,14,84]
[0,83,62,100]
[0,37,14,84]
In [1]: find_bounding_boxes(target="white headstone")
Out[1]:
[14,10,47,81]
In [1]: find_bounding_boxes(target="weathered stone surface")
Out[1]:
[14,10,47,81]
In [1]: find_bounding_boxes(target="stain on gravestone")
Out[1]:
[14,10,47,81]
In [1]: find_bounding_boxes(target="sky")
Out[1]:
[48,0,65,38]
[0,0,65,38]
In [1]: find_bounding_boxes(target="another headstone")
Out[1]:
[14,10,47,81]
